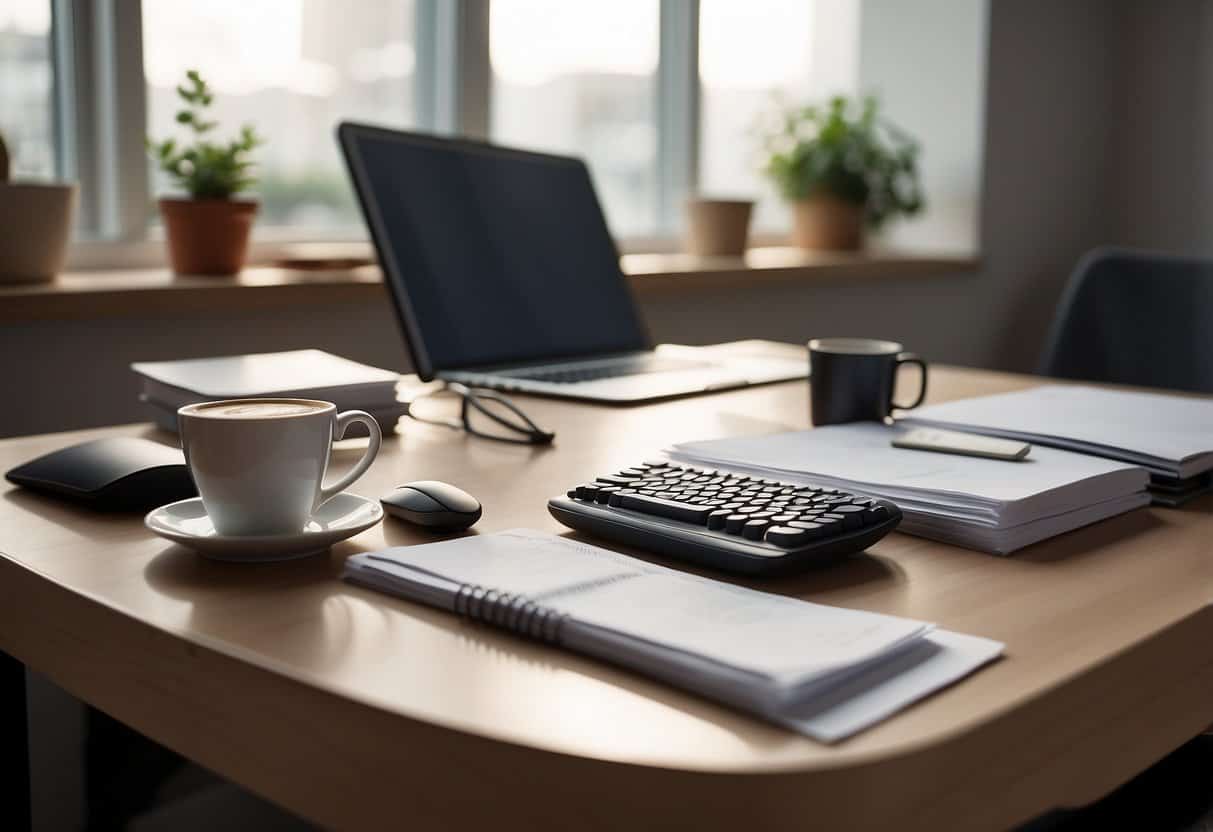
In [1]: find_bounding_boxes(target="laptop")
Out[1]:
[338,122,806,403]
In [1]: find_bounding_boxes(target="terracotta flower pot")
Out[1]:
[792,195,865,251]
[684,198,754,257]
[159,197,257,276]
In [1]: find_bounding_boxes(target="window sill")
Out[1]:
[0,248,977,323]
[622,247,978,291]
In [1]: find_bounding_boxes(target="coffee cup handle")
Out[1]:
[891,352,929,412]
[319,410,382,505]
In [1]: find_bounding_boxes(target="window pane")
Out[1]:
[0,1,55,178]
[143,0,416,230]
[699,0,815,231]
[490,0,659,238]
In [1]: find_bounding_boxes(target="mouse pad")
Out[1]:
[6,437,197,511]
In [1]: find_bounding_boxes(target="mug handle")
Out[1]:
[319,410,382,505]
[891,352,929,412]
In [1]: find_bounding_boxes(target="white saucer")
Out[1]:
[145,492,383,562]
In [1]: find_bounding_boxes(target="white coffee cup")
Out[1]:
[178,398,382,536]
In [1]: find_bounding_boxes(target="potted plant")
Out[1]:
[148,70,262,275]
[0,129,78,283]
[759,95,923,251]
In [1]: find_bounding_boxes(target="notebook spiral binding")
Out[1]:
[453,583,569,645]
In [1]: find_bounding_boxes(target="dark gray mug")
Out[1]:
[808,338,928,426]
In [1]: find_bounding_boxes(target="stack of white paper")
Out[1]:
[901,385,1213,479]
[344,529,1004,742]
[672,423,1150,554]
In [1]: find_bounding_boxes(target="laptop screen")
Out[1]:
[341,125,648,377]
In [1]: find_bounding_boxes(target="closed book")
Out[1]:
[131,350,404,433]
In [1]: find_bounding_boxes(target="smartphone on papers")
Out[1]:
[892,427,1031,461]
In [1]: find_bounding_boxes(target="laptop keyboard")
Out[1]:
[498,356,707,385]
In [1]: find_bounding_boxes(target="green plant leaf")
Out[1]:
[756,93,924,227]
[146,69,263,198]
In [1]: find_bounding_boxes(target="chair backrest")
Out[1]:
[1038,247,1213,393]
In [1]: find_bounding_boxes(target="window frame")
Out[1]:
[58,0,720,263]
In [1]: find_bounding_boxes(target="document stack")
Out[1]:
[671,422,1150,554]
[131,349,407,434]
[344,529,1004,742]
[901,385,1213,504]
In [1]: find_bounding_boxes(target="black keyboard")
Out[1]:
[548,461,902,576]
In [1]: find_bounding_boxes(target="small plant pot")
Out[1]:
[159,197,257,276]
[685,198,754,257]
[792,195,865,251]
[0,182,77,283]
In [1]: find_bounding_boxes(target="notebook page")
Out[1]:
[556,571,928,684]
[363,530,649,600]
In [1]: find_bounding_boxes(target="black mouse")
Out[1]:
[380,481,482,531]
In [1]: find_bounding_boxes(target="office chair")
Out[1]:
[1038,247,1213,393]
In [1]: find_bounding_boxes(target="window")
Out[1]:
[0,0,55,178]
[698,0,816,231]
[142,0,418,230]
[489,0,659,238]
[49,0,897,259]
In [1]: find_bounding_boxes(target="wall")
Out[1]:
[859,0,989,254]
[3,0,1128,441]
[1108,0,1213,254]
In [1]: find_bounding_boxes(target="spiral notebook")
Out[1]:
[343,529,1003,742]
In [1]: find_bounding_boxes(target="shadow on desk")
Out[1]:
[1016,508,1166,565]
[556,529,905,598]
[140,539,808,757]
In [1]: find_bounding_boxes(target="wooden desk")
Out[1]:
[1,366,1211,831]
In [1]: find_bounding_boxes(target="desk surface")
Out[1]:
[2,365,1212,831]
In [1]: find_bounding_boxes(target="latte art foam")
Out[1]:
[194,401,329,419]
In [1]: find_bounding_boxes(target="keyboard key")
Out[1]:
[614,492,712,524]
[724,514,749,533]
[597,475,633,486]
[833,505,867,528]
[865,505,891,524]
[575,483,600,501]
[595,486,620,504]
[765,526,808,547]
[742,519,772,540]
[786,521,828,540]
[707,509,731,530]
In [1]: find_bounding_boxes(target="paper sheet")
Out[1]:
[903,385,1213,477]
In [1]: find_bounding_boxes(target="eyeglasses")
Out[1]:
[404,382,556,445]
